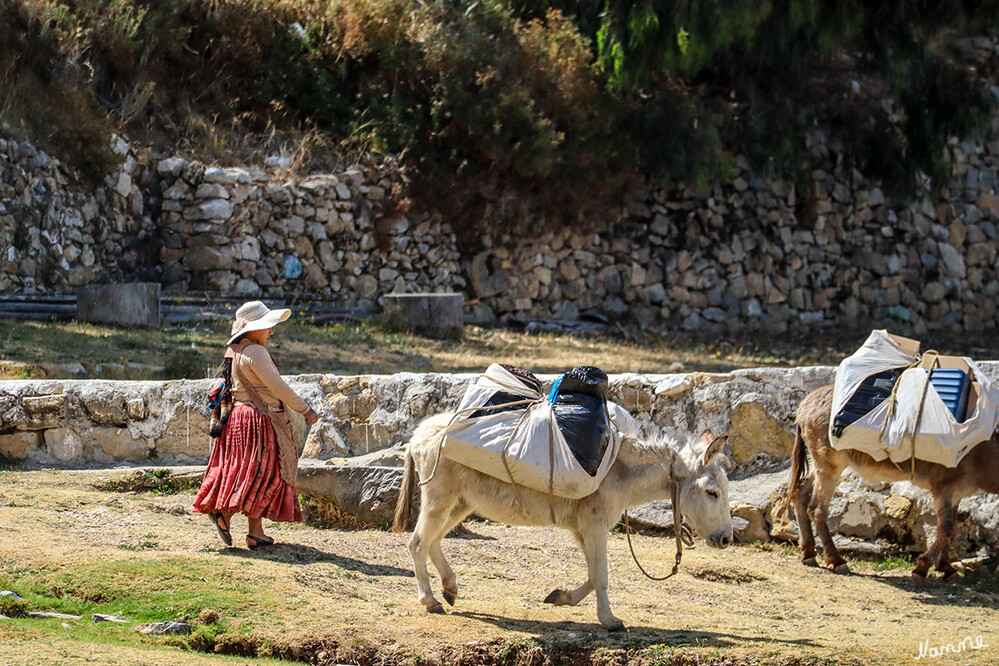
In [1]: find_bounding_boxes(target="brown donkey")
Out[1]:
[788,384,999,579]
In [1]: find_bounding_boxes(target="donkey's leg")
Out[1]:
[430,501,473,607]
[792,474,818,566]
[809,463,849,573]
[914,491,957,580]
[578,527,623,631]
[409,492,460,614]
[543,530,594,607]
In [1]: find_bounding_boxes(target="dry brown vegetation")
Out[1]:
[0,467,997,665]
[0,318,857,379]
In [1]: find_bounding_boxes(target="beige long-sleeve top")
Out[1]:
[226,343,309,415]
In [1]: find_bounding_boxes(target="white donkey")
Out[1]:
[392,413,733,630]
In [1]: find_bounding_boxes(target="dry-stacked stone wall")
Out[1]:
[0,141,464,307]
[468,140,999,335]
[154,158,462,305]
[3,125,999,334]
[0,137,157,292]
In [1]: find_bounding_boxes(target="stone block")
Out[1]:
[22,394,64,415]
[346,422,391,454]
[84,397,127,426]
[767,484,798,542]
[727,402,794,463]
[45,428,85,462]
[296,461,406,527]
[382,293,464,339]
[0,431,41,459]
[154,408,211,459]
[18,394,65,430]
[126,398,147,420]
[78,283,160,328]
[93,427,150,460]
[731,503,770,543]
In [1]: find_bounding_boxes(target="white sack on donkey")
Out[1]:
[439,363,638,499]
[830,329,999,467]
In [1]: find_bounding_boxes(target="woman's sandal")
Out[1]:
[246,534,275,551]
[209,512,232,546]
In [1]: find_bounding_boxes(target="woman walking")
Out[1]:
[193,301,320,549]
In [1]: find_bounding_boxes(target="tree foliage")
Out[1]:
[511,0,999,194]
[2,0,998,232]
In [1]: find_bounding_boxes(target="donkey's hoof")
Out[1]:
[543,589,565,605]
[604,619,625,632]
[443,590,457,606]
[939,568,959,581]
[802,557,818,567]
[831,563,851,575]
[426,603,446,615]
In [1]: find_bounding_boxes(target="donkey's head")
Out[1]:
[674,429,733,549]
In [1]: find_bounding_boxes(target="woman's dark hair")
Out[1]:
[220,358,234,406]
[219,332,248,404]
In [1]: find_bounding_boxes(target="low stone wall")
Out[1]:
[1,368,833,470]
[6,364,999,471]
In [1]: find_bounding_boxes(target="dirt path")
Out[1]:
[0,467,997,665]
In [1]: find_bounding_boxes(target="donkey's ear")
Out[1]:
[699,433,727,466]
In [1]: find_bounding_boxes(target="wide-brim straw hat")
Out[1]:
[227,300,291,345]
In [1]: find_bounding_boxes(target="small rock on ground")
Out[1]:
[138,620,192,635]
[28,612,82,620]
[92,613,129,623]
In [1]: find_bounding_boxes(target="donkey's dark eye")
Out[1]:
[706,489,719,499]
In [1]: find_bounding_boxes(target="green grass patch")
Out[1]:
[5,557,275,623]
[0,556,300,660]
[94,469,200,495]
[872,554,915,571]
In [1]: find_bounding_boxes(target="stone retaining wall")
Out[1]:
[5,121,999,334]
[0,140,463,308]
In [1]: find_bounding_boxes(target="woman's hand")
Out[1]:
[305,407,320,425]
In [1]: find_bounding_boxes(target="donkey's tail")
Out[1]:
[392,447,417,533]
[785,424,808,516]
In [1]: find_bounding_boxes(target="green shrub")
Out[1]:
[0,595,29,618]
[3,0,997,228]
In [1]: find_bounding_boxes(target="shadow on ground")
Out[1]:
[220,542,414,576]
[454,610,820,650]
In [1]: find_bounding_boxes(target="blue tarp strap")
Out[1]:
[547,375,564,404]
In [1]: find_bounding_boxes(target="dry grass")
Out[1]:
[5,318,999,380]
[0,318,857,379]
[0,467,997,665]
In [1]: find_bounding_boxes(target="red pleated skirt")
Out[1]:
[193,404,303,522]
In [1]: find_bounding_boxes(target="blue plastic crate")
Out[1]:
[928,368,971,422]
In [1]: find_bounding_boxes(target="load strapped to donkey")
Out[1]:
[436,363,637,499]
[830,329,999,467]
